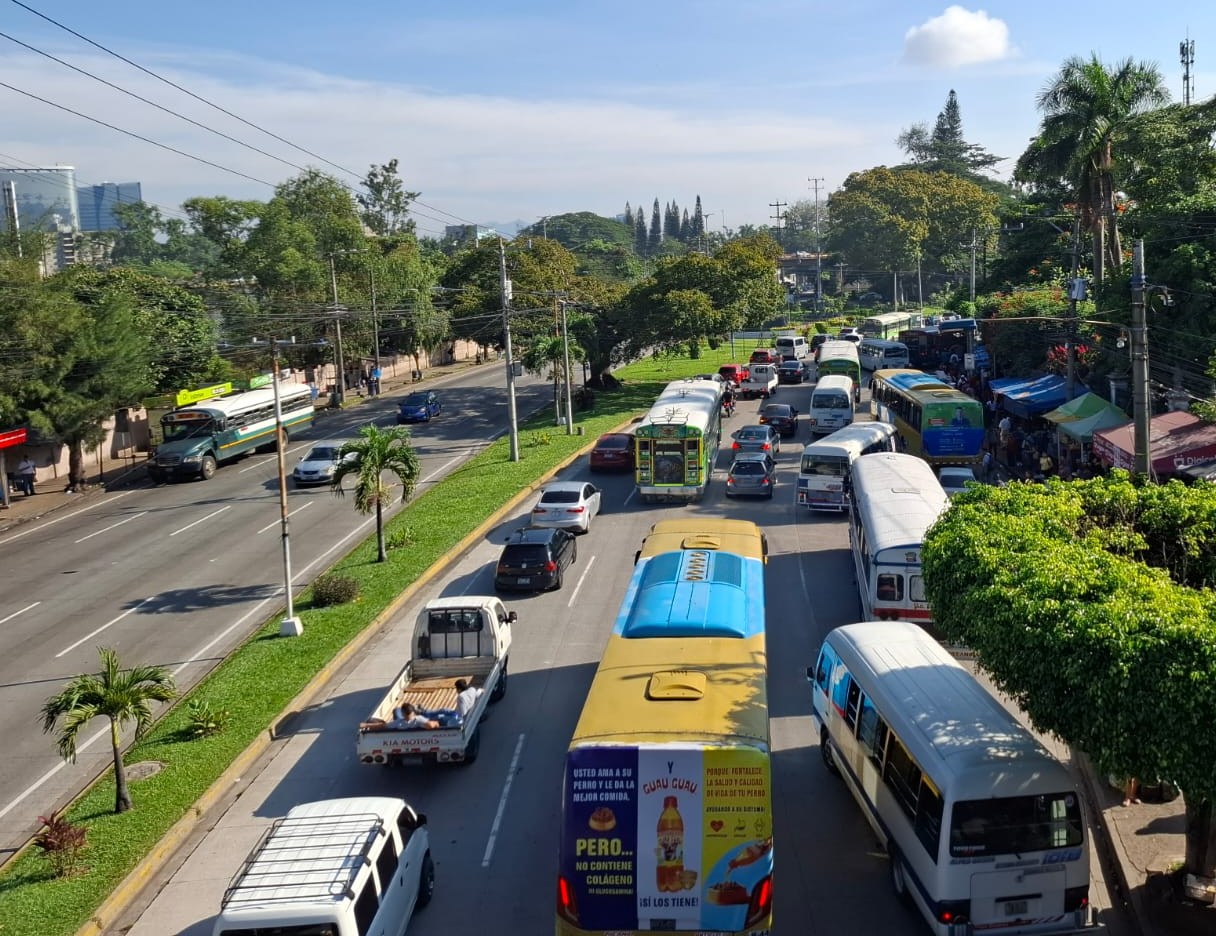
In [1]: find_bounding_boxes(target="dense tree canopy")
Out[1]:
[924,474,1216,878]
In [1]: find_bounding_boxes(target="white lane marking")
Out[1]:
[73,510,148,544]
[483,733,526,867]
[623,487,636,507]
[0,722,110,821]
[0,601,40,625]
[168,505,231,537]
[567,554,596,608]
[421,455,463,485]
[57,596,156,657]
[256,500,313,535]
[0,491,134,547]
[237,441,310,474]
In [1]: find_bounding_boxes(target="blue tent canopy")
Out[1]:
[990,375,1085,420]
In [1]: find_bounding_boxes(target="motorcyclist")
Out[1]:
[722,385,737,416]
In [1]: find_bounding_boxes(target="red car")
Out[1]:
[718,363,750,386]
[749,348,777,365]
[589,433,635,471]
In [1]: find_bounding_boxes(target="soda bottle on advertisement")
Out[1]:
[656,796,684,891]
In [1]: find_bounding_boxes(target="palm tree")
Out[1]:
[521,332,586,424]
[1015,54,1168,282]
[40,647,176,814]
[332,424,421,562]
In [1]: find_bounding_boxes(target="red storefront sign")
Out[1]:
[0,428,28,450]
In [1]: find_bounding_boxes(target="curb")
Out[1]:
[75,409,628,936]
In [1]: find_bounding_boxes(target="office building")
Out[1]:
[78,181,142,231]
[0,166,80,232]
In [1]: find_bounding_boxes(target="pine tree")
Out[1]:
[634,208,648,255]
[680,209,691,242]
[664,201,677,240]
[693,196,705,237]
[648,199,662,254]
[896,89,1001,179]
[624,202,634,228]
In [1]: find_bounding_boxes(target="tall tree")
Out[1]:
[924,475,1216,880]
[358,159,420,239]
[331,424,421,562]
[648,199,662,256]
[1015,55,1169,282]
[897,90,1002,181]
[41,647,176,814]
[634,208,648,256]
[623,202,634,229]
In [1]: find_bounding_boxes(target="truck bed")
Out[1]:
[393,674,481,715]
[361,656,498,731]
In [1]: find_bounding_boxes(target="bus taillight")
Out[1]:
[556,875,579,923]
[744,874,773,928]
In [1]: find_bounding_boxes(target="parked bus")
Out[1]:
[848,452,948,624]
[859,338,910,371]
[557,524,774,936]
[808,375,856,436]
[150,383,315,482]
[634,378,724,503]
[869,369,985,466]
[809,622,1097,936]
[860,311,919,339]
[816,339,863,387]
[796,421,897,511]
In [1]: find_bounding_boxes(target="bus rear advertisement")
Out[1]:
[557,744,773,936]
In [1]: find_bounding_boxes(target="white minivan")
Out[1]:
[213,796,434,936]
[808,375,856,435]
[775,334,810,361]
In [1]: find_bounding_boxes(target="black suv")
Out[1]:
[494,527,577,592]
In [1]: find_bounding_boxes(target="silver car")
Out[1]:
[529,481,602,534]
[292,441,353,486]
[726,453,777,499]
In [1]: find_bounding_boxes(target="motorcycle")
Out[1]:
[722,397,736,418]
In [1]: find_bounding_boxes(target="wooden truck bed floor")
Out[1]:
[394,674,477,713]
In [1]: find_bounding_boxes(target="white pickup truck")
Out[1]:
[740,362,779,399]
[357,596,514,767]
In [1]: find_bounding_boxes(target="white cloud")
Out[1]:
[903,6,1013,68]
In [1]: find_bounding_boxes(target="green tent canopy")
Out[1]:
[1044,393,1129,442]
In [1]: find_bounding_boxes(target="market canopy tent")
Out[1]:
[1043,393,1129,443]
[990,375,1085,420]
[1092,410,1216,476]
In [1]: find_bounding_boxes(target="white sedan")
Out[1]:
[529,481,602,534]
[291,441,354,486]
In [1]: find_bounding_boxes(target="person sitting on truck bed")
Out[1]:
[392,702,441,730]
[455,678,484,719]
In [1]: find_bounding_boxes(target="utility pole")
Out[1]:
[769,200,787,249]
[369,261,381,394]
[1130,241,1151,476]
[968,227,977,303]
[328,254,347,407]
[500,239,520,462]
[1065,217,1083,400]
[270,338,303,636]
[559,300,575,434]
[1181,37,1196,106]
[808,177,824,314]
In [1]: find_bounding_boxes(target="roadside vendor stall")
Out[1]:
[1092,410,1216,478]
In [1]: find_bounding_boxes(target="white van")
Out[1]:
[213,797,434,936]
[808,375,856,435]
[775,334,810,361]
[859,338,910,371]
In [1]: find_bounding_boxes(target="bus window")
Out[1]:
[844,677,862,730]
[950,794,1084,857]
[883,737,922,820]
[909,575,926,604]
[915,783,944,859]
[814,650,832,691]
[876,574,903,602]
[857,694,887,766]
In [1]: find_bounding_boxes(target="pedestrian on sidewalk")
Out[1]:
[1123,777,1141,807]
[17,455,37,496]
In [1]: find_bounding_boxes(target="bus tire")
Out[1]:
[889,847,911,905]
[199,454,217,480]
[820,729,840,776]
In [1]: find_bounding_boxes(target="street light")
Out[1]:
[327,254,349,406]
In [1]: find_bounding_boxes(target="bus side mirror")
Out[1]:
[805,666,815,682]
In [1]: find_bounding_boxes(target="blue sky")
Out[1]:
[1,1,1211,237]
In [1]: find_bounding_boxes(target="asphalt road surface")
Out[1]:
[112,380,1133,936]
[0,366,554,859]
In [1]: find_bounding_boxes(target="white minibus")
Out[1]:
[775,334,810,360]
[859,338,910,371]
[808,374,856,436]
[213,796,434,936]
[848,452,947,624]
[796,421,897,511]
[809,622,1097,936]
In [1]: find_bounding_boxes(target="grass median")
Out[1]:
[0,342,772,936]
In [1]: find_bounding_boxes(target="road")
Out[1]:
[112,379,1133,936]
[0,366,555,859]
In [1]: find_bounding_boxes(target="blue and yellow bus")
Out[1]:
[557,520,773,936]
[634,378,723,502]
[870,369,985,466]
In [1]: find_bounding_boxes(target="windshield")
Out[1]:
[800,454,847,476]
[950,793,1084,857]
[403,394,429,406]
[161,414,216,443]
[306,446,340,462]
[540,490,580,504]
[731,461,766,475]
[736,428,768,440]
[812,391,851,410]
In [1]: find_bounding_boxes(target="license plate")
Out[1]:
[517,577,530,585]
[1004,899,1028,916]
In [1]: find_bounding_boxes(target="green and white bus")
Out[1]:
[634,378,723,502]
[816,340,863,387]
[150,383,315,481]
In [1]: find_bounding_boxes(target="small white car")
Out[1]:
[292,441,353,486]
[938,466,978,498]
[530,481,602,534]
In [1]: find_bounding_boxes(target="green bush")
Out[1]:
[386,526,415,551]
[186,698,230,739]
[311,573,360,607]
[34,813,87,879]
